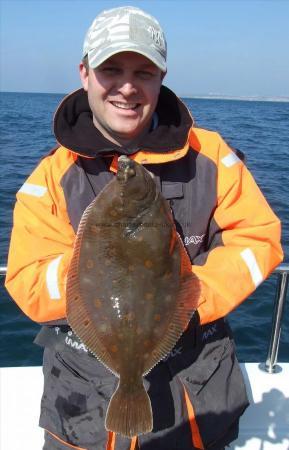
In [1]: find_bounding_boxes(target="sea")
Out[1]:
[0,91,288,367]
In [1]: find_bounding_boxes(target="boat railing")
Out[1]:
[260,263,289,374]
[0,263,288,373]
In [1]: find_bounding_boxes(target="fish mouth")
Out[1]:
[117,156,136,182]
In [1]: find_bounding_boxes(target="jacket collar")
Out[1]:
[54,85,194,161]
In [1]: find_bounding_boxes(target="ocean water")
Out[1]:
[0,91,288,367]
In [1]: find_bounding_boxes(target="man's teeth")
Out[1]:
[112,102,138,109]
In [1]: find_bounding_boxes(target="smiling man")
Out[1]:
[80,51,164,145]
[5,5,283,450]
[79,6,166,147]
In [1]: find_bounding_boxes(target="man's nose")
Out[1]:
[117,79,138,96]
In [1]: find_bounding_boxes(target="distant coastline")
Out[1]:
[1,90,289,103]
[181,94,289,103]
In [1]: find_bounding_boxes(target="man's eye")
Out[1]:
[101,67,120,75]
[137,71,154,80]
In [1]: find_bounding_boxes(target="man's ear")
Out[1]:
[79,62,89,91]
[161,70,167,81]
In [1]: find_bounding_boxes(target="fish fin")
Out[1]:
[105,377,152,437]
[66,202,118,375]
[143,237,200,374]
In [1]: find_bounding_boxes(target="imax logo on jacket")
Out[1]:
[184,234,205,246]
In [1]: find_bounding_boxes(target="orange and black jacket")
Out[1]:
[5,86,283,450]
[5,85,283,326]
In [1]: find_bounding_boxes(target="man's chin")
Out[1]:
[93,117,150,146]
[108,124,145,144]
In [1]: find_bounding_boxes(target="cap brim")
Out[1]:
[87,45,167,72]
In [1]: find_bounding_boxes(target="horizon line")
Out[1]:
[1,90,289,103]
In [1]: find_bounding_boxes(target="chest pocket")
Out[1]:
[161,180,189,243]
[161,181,184,201]
[161,179,207,262]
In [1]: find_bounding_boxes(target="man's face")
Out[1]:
[79,52,164,146]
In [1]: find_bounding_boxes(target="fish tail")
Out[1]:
[105,377,152,437]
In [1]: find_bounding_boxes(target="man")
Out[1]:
[5,5,283,450]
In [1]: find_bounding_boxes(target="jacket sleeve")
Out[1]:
[5,152,75,323]
[192,133,284,325]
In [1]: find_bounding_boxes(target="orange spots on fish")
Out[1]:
[94,299,102,309]
[111,345,118,353]
[154,314,161,322]
[164,271,172,280]
[145,260,153,269]
[123,312,134,322]
[152,349,158,359]
[110,209,118,217]
[153,327,162,336]
[90,224,98,234]
[86,259,94,269]
[108,248,117,257]
[136,326,143,336]
[84,319,90,327]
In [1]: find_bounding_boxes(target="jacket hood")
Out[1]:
[54,85,193,157]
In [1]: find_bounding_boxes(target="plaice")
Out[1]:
[66,155,200,437]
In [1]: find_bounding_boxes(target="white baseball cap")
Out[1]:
[83,6,167,72]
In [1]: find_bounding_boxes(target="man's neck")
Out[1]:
[92,114,158,148]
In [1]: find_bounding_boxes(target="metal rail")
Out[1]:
[0,263,288,372]
[260,263,289,374]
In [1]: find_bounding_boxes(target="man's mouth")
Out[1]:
[110,101,140,110]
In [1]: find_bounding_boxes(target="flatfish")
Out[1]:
[66,155,200,437]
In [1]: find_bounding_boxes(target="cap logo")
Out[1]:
[148,25,165,49]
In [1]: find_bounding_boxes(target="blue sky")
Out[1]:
[1,0,289,97]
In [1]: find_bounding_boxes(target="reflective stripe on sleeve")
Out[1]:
[221,152,240,168]
[46,255,63,300]
[240,248,263,288]
[18,183,47,197]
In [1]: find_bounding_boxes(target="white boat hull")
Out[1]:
[1,363,288,450]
